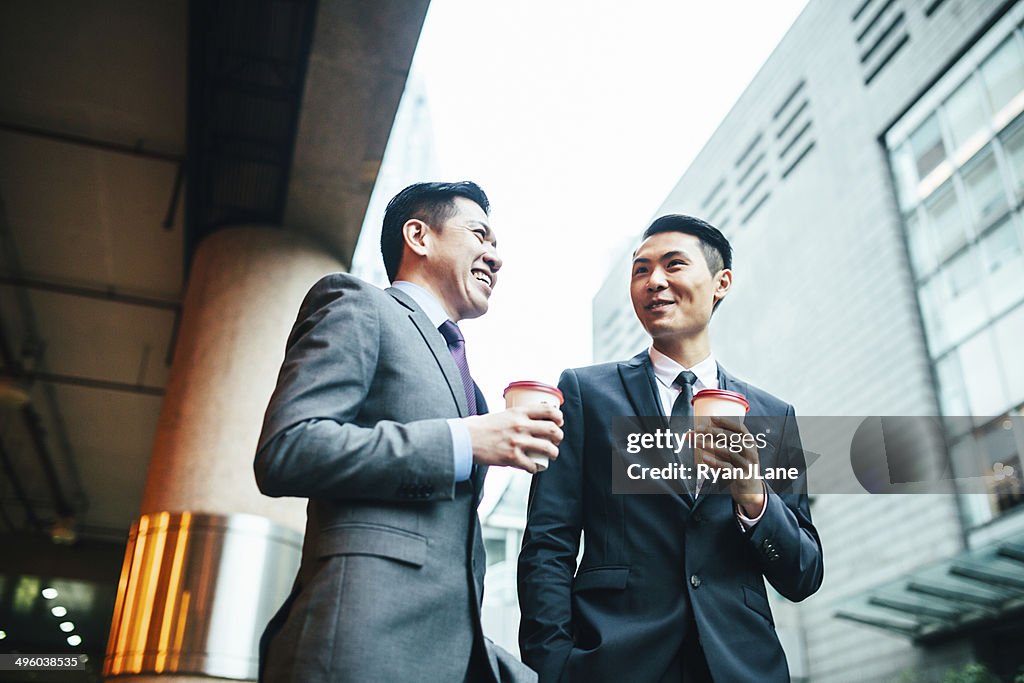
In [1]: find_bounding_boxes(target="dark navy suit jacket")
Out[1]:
[518,351,824,682]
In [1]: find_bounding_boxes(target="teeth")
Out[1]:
[473,272,491,287]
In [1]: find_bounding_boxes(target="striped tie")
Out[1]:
[439,320,478,416]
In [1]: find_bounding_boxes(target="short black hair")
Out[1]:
[641,214,732,273]
[380,181,490,282]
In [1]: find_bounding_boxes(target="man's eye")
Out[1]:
[472,229,486,243]
[668,260,685,268]
[633,267,646,276]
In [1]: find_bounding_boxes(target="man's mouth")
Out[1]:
[646,299,673,310]
[472,269,493,288]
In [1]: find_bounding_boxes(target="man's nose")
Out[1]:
[484,246,502,272]
[646,269,666,290]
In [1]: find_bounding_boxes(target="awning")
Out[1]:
[835,530,1024,641]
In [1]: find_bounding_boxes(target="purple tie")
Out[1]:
[439,320,478,416]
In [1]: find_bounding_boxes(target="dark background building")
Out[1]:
[0,1,429,679]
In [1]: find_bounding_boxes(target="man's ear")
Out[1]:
[402,219,430,257]
[713,268,732,305]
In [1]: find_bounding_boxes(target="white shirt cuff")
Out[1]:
[736,483,768,531]
[447,418,473,482]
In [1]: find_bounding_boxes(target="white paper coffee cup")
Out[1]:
[691,389,749,426]
[691,389,750,471]
[503,381,564,471]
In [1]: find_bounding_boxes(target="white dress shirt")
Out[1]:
[647,347,766,527]
[392,281,473,482]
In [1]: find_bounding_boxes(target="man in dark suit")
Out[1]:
[255,181,562,682]
[518,215,823,682]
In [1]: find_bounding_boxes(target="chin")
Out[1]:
[462,302,489,320]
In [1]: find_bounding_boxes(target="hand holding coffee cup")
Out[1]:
[690,388,750,471]
[462,401,562,474]
[504,381,564,472]
[690,389,764,510]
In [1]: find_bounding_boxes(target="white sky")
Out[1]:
[354,0,809,498]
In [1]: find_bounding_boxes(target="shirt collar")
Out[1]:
[648,346,718,390]
[392,280,451,328]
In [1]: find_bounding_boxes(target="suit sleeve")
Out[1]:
[746,404,824,601]
[253,274,455,503]
[518,368,583,682]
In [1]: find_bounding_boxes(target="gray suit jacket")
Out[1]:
[255,273,534,682]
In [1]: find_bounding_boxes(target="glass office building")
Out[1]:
[886,26,1024,529]
[593,1,1024,679]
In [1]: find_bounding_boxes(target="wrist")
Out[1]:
[739,496,764,518]
[735,483,766,518]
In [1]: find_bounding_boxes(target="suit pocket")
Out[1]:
[317,523,428,567]
[572,566,629,592]
[743,585,774,625]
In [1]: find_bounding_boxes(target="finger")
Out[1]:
[541,404,563,427]
[521,436,559,461]
[701,453,731,470]
[709,415,742,432]
[550,407,564,427]
[700,448,741,471]
[505,444,538,473]
[521,403,560,421]
[526,420,563,444]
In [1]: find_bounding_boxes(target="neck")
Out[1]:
[652,333,711,370]
[395,273,459,321]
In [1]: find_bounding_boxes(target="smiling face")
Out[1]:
[630,231,731,354]
[417,196,501,321]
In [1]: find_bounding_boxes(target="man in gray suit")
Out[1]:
[255,181,561,682]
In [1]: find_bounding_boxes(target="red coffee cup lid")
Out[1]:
[690,389,749,411]
[503,381,564,404]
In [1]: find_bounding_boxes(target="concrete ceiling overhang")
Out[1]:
[285,1,429,265]
[0,0,429,549]
[188,0,429,267]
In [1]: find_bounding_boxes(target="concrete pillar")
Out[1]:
[104,227,342,681]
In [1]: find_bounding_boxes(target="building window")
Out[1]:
[981,35,1024,127]
[909,114,950,190]
[1001,116,1024,197]
[885,18,1024,528]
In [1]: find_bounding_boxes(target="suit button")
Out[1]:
[690,574,702,588]
[692,513,704,525]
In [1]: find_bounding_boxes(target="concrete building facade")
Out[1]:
[593,0,1024,680]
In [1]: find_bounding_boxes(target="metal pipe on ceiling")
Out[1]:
[28,371,164,397]
[0,197,89,520]
[0,322,77,521]
[0,120,183,163]
[0,430,44,532]
[0,273,181,311]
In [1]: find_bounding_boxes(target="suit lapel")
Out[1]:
[717,363,748,403]
[617,351,665,425]
[386,287,469,417]
[618,352,695,506]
